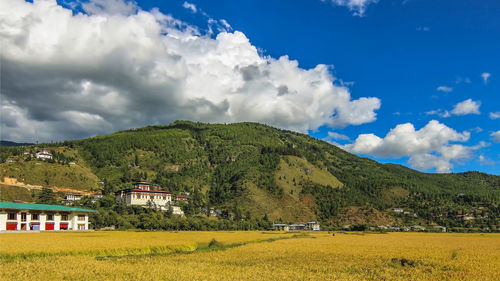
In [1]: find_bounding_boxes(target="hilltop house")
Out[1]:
[35,150,52,160]
[0,202,95,231]
[115,181,180,213]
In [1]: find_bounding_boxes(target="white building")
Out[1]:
[0,201,96,231]
[65,194,83,201]
[35,150,53,160]
[306,221,321,231]
[115,181,173,211]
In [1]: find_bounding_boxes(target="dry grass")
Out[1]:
[1,231,499,280]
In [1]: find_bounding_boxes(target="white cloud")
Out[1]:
[470,126,483,133]
[427,99,481,118]
[479,155,495,165]
[491,131,500,143]
[344,120,476,173]
[327,0,379,16]
[0,0,380,142]
[426,109,450,118]
[451,99,481,115]
[82,0,138,16]
[325,131,350,141]
[436,86,452,92]
[481,72,491,84]
[416,26,430,32]
[220,19,231,30]
[489,112,500,119]
[182,1,197,13]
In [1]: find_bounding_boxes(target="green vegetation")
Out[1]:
[0,185,36,202]
[1,121,498,230]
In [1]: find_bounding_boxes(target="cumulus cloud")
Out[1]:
[489,112,500,120]
[451,99,481,115]
[416,26,430,32]
[325,0,379,16]
[182,1,197,13]
[81,0,137,15]
[492,131,500,143]
[481,72,491,84]
[427,99,481,118]
[436,86,452,92]
[344,120,477,173]
[0,0,380,142]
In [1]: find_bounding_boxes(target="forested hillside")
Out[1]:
[1,121,498,230]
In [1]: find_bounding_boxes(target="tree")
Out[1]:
[37,188,57,204]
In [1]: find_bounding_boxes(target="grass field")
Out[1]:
[1,231,499,280]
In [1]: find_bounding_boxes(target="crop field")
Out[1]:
[1,231,499,280]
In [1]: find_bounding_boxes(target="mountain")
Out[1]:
[0,140,35,146]
[0,121,498,229]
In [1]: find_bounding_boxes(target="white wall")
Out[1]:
[40,213,46,231]
[54,214,61,230]
[0,213,7,231]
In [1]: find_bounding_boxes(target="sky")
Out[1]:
[0,0,499,174]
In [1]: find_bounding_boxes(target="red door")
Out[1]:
[45,223,55,230]
[6,223,17,230]
[60,223,69,230]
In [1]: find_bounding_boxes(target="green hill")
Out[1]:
[1,121,498,229]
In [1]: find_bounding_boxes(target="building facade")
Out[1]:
[115,181,173,211]
[35,150,53,160]
[0,202,96,231]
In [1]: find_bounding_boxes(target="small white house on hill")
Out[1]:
[35,150,52,160]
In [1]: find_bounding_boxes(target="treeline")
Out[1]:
[74,195,272,231]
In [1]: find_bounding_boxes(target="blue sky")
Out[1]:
[1,0,498,174]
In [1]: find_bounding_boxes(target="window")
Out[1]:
[31,213,39,220]
[21,213,27,222]
[61,214,68,221]
[8,212,16,220]
[47,214,54,221]
[78,215,85,221]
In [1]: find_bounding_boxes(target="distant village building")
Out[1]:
[271,222,320,231]
[115,181,176,212]
[62,194,84,205]
[0,201,95,231]
[35,150,52,160]
[65,194,83,201]
[175,195,189,204]
[289,224,306,231]
[91,193,103,203]
[306,221,320,231]
[272,223,289,231]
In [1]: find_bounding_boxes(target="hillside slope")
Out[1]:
[1,121,498,226]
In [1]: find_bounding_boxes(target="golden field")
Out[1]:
[1,231,499,281]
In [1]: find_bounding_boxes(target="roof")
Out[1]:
[121,189,171,194]
[0,202,97,212]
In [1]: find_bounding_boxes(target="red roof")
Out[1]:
[128,189,171,194]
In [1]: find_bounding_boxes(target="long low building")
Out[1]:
[0,202,96,231]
